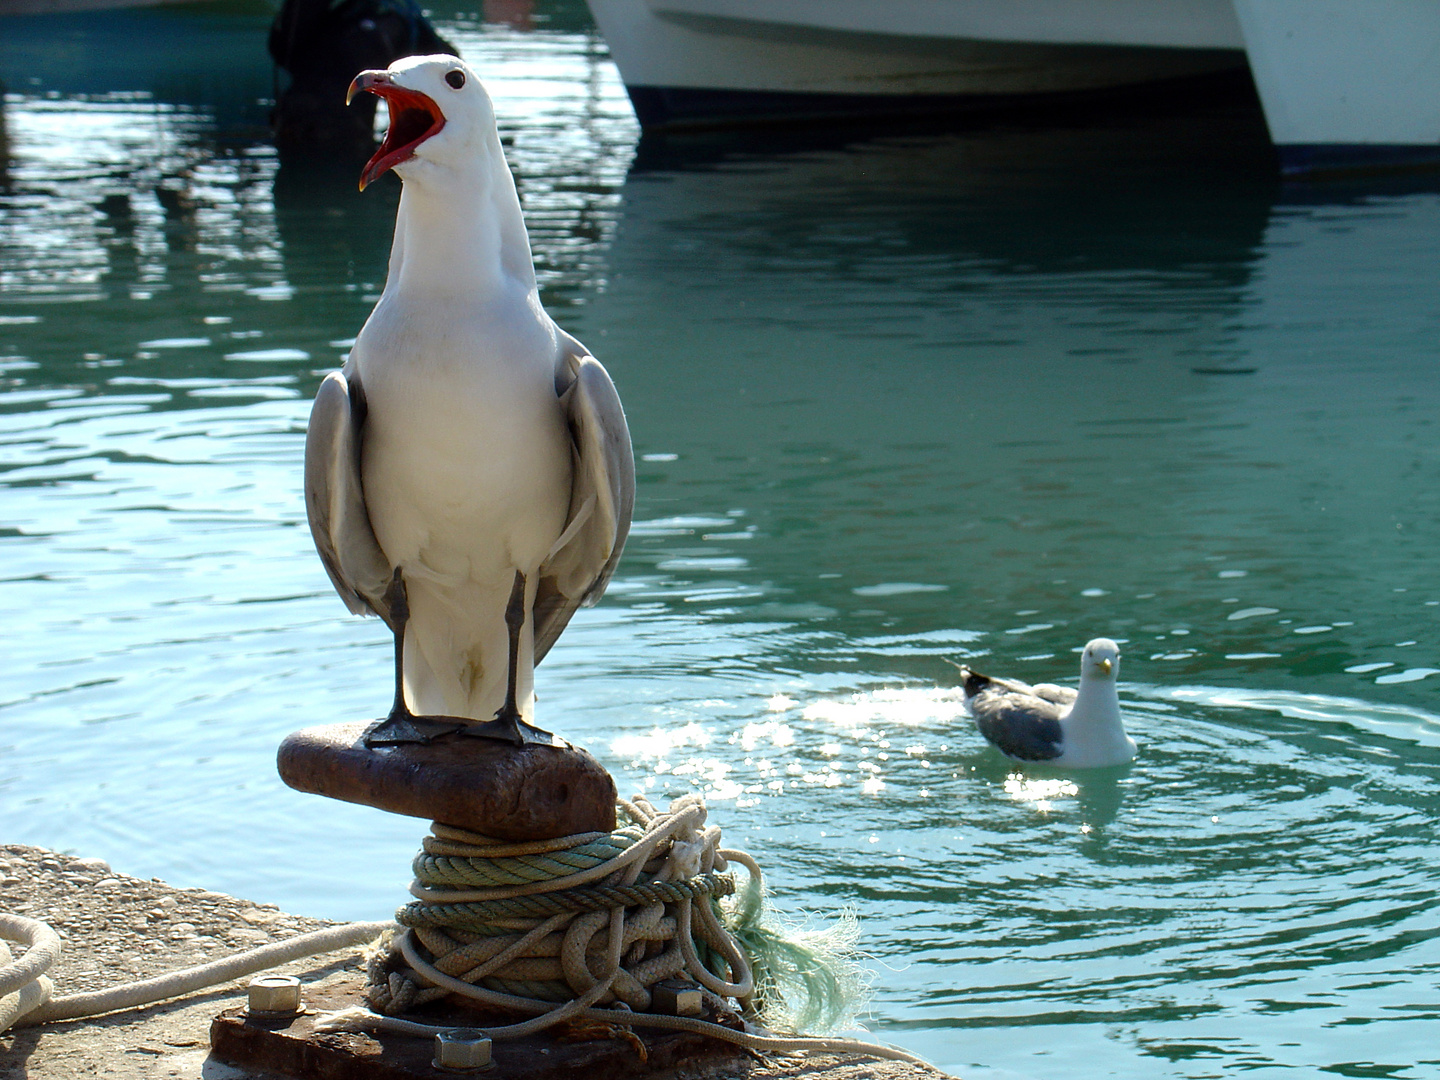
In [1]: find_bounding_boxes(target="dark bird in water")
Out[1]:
[956,639,1136,768]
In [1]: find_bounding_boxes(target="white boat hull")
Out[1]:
[588,0,1248,129]
[1232,0,1440,173]
[588,0,1440,172]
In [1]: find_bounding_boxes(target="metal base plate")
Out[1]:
[210,975,749,1080]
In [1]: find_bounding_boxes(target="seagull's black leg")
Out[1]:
[363,568,466,747]
[459,570,558,746]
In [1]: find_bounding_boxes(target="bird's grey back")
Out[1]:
[961,666,1066,762]
[972,698,1064,761]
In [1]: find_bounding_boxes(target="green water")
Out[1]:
[2,5,1439,1077]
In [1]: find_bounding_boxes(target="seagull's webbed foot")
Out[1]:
[364,710,467,747]
[455,569,562,748]
[361,567,562,748]
[457,713,561,747]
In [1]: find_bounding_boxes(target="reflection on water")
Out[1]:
[2,5,1440,1078]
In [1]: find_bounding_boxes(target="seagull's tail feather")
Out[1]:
[959,667,994,699]
[942,657,994,701]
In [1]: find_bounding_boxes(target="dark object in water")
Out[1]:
[268,0,456,157]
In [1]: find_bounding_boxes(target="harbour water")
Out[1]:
[2,4,1438,1076]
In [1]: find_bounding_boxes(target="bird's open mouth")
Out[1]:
[348,72,446,191]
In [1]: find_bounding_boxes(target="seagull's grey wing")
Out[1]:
[533,340,635,665]
[303,369,395,628]
[1030,682,1078,706]
[970,690,1065,762]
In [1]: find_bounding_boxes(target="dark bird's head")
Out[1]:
[347,55,497,190]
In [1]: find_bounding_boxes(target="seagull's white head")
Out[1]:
[1080,638,1121,680]
[347,55,497,191]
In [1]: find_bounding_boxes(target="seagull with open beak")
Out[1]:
[305,55,635,747]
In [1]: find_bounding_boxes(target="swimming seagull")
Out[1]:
[955,639,1136,768]
[304,55,634,747]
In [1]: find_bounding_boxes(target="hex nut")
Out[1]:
[247,975,301,1016]
[651,979,703,1016]
[434,1028,492,1070]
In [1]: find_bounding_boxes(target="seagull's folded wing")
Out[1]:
[304,370,395,627]
[971,690,1066,761]
[1029,682,1078,706]
[533,342,636,664]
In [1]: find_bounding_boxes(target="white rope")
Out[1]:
[373,795,754,1017]
[2,917,390,1030]
[0,913,61,1032]
[1,902,926,1065]
[350,794,931,1065]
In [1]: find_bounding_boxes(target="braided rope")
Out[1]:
[1,917,391,1031]
[317,1002,932,1065]
[0,913,60,1032]
[336,801,928,1065]
[398,870,735,925]
[366,794,756,1022]
[415,829,643,888]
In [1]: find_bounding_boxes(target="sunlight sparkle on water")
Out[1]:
[801,686,968,733]
[610,720,711,761]
[1002,774,1079,813]
[737,719,794,751]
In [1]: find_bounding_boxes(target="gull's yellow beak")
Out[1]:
[1099,658,1113,674]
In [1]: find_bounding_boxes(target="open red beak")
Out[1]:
[348,70,446,191]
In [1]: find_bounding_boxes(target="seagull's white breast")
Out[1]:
[352,285,571,584]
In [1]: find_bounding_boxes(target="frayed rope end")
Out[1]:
[312,1006,380,1033]
[722,864,871,1035]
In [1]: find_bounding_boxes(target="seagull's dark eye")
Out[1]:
[445,69,466,90]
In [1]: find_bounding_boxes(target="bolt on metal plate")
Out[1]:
[246,974,301,1018]
[434,1028,492,1071]
[651,979,703,1016]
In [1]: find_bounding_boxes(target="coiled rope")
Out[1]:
[0,913,60,1032]
[334,792,927,1064]
[364,793,754,1021]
